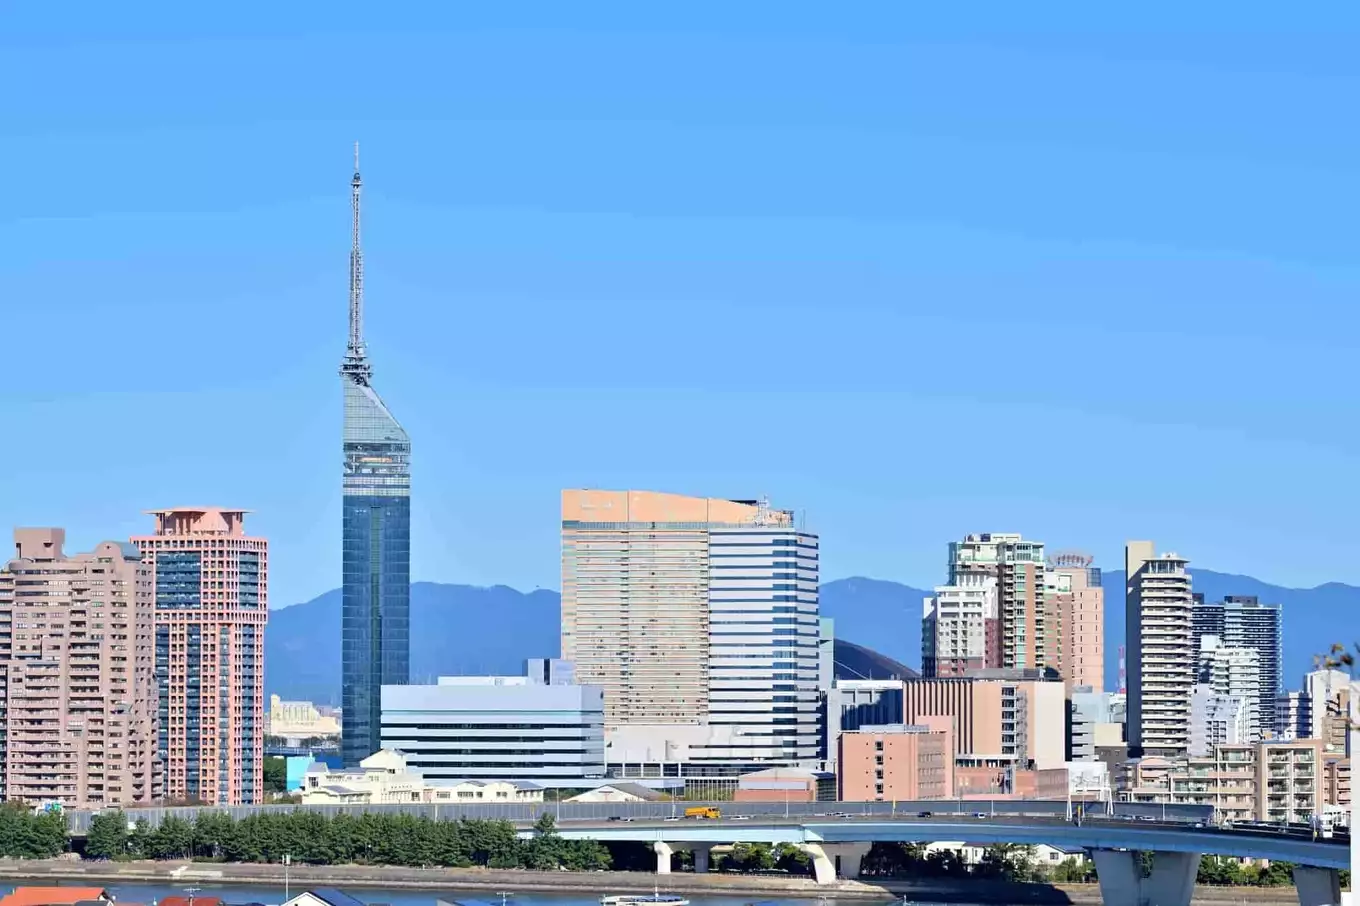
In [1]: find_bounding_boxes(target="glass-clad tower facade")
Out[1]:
[340,146,411,766]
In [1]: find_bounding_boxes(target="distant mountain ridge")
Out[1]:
[263,571,1350,701]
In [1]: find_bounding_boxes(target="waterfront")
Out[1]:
[0,887,892,906]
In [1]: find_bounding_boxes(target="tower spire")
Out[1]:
[342,141,372,384]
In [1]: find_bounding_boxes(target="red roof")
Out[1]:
[0,888,111,906]
[159,898,224,906]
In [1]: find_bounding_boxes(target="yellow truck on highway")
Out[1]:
[684,806,721,819]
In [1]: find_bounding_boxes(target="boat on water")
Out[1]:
[600,890,689,906]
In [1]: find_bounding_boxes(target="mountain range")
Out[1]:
[264,572,1353,703]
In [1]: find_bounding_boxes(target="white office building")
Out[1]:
[562,490,821,777]
[1189,684,1250,756]
[379,661,606,786]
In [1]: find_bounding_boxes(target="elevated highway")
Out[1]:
[63,800,1349,905]
[536,815,1348,905]
[63,797,1214,833]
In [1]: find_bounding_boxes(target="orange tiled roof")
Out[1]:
[0,888,111,906]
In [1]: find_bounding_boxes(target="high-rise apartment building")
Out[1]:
[921,575,997,677]
[1046,553,1104,691]
[561,490,821,774]
[1125,542,1194,758]
[1191,595,1281,740]
[1198,636,1262,742]
[132,508,267,804]
[947,534,1054,673]
[339,147,411,766]
[0,529,160,806]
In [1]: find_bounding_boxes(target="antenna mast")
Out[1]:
[341,141,372,384]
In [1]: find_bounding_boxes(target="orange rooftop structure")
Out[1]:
[0,888,113,906]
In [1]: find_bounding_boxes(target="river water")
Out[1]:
[0,887,905,906]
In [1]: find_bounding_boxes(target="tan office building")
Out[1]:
[900,670,1067,770]
[0,529,160,807]
[561,490,821,772]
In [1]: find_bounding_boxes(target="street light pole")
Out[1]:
[284,854,291,902]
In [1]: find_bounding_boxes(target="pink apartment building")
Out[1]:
[1047,554,1105,692]
[132,508,267,805]
[0,529,160,806]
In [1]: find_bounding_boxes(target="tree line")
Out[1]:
[86,810,610,871]
[0,804,68,859]
[862,843,1351,889]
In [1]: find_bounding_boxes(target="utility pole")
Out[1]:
[283,854,291,902]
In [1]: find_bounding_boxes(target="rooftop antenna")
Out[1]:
[340,141,372,385]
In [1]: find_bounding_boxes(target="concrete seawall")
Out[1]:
[0,859,1313,905]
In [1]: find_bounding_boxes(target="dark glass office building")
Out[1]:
[340,149,411,766]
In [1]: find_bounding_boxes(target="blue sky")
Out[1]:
[2,3,1358,608]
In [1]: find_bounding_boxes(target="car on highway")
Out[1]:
[731,815,751,821]
[972,812,988,819]
[917,811,933,818]
[1137,815,1156,822]
[663,816,680,822]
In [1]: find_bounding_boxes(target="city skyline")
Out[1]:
[4,6,1360,610]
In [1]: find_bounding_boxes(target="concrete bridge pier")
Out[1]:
[652,841,677,874]
[1294,866,1341,906]
[796,842,872,884]
[692,846,711,874]
[1092,850,1201,906]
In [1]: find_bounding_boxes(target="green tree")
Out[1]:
[977,843,1037,881]
[1198,855,1246,886]
[86,811,129,860]
[263,757,288,794]
[773,843,810,875]
[1255,861,1294,887]
[1048,857,1095,883]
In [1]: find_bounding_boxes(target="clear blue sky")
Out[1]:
[2,3,1358,608]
